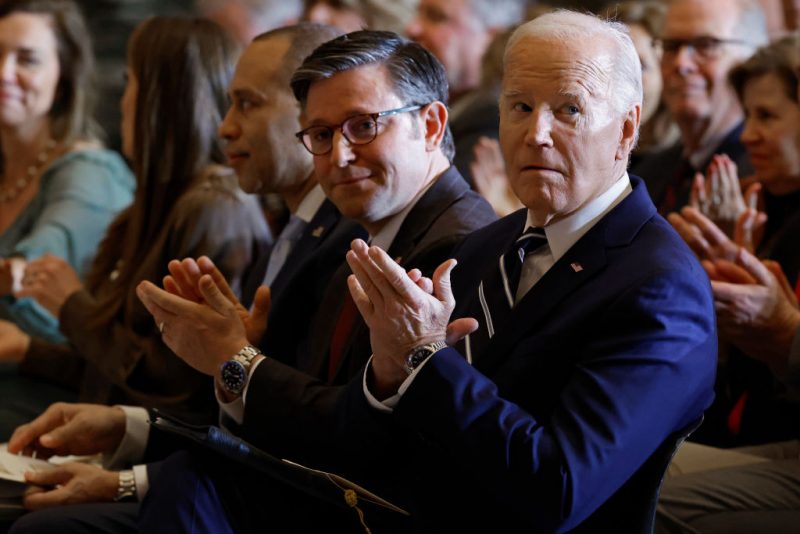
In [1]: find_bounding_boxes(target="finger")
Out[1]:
[416,276,434,295]
[714,259,758,285]
[197,274,234,315]
[7,404,69,454]
[734,208,756,252]
[744,182,761,210]
[710,280,739,304]
[367,246,426,303]
[135,281,182,319]
[432,259,458,309]
[407,268,422,283]
[700,259,721,281]
[167,259,202,302]
[347,272,373,319]
[23,484,72,511]
[445,317,479,345]
[24,466,72,487]
[668,212,712,260]
[248,285,271,343]
[163,276,181,297]
[690,172,704,209]
[681,206,731,248]
[200,260,240,307]
[346,241,384,310]
[734,246,773,286]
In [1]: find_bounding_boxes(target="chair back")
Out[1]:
[569,417,703,533]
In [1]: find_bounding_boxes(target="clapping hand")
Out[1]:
[345,239,477,398]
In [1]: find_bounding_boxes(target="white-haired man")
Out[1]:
[197,0,302,45]
[344,10,716,531]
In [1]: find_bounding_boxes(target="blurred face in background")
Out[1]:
[406,0,490,95]
[306,0,366,32]
[660,0,749,126]
[739,72,800,194]
[0,12,60,134]
[628,22,662,125]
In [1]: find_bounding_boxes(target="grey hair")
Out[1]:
[291,30,455,161]
[466,0,526,29]
[506,10,643,120]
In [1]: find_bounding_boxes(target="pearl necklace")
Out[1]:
[0,138,58,203]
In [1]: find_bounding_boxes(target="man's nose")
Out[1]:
[330,130,355,167]
[524,109,554,148]
[218,107,239,141]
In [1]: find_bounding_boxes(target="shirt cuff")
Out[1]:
[9,257,26,294]
[362,353,437,413]
[216,356,267,425]
[132,463,149,501]
[102,406,149,470]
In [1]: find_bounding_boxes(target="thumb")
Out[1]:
[197,274,232,315]
[432,259,457,307]
[248,286,271,343]
[446,318,479,345]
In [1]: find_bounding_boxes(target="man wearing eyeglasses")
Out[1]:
[631,0,767,214]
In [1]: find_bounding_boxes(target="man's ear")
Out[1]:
[615,103,641,161]
[422,101,448,152]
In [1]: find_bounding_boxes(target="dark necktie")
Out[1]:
[500,226,548,307]
[458,226,547,363]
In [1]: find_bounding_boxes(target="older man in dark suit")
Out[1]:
[342,11,717,532]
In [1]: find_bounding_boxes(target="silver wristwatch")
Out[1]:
[404,341,447,374]
[219,345,261,395]
[115,470,136,502]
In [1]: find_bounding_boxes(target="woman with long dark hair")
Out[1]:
[0,16,270,436]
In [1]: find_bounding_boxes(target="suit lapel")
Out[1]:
[269,199,340,297]
[470,177,656,376]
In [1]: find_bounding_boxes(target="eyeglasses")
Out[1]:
[657,36,751,61]
[295,104,424,155]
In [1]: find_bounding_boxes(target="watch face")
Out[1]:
[220,361,247,393]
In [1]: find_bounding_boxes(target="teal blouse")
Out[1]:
[0,149,135,343]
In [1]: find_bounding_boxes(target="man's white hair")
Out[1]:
[467,0,527,30]
[506,10,643,120]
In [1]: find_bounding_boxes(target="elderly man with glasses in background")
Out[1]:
[631,0,767,218]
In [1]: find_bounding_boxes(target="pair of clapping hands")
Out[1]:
[689,153,765,246]
[0,255,83,363]
[669,200,799,374]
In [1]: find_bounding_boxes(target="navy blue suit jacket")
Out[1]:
[336,176,717,532]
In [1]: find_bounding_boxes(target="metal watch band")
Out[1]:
[219,345,262,395]
[405,341,447,374]
[115,469,136,502]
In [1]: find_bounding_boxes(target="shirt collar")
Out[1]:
[294,184,326,223]
[527,172,632,261]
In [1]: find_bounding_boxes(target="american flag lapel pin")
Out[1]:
[311,226,325,237]
[570,262,583,272]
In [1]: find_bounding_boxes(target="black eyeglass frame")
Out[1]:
[294,104,426,155]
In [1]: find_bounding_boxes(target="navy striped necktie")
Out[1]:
[500,226,547,307]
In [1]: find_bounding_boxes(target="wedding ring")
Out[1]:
[158,321,166,334]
